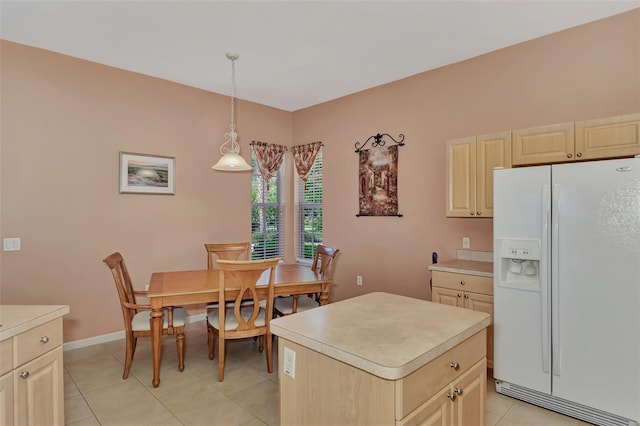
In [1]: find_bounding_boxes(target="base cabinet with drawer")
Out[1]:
[431,271,494,369]
[278,330,488,426]
[0,307,68,426]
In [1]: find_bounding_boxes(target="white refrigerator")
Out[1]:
[493,157,639,426]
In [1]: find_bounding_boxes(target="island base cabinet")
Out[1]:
[14,346,64,426]
[278,339,396,426]
[278,331,487,426]
[398,359,487,426]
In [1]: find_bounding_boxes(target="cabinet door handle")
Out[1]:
[40,336,50,344]
[446,391,456,401]
[470,211,475,216]
[567,153,573,158]
[464,294,469,299]
[449,362,460,370]
[457,293,462,298]
[19,371,30,379]
[576,152,582,158]
[454,387,463,395]
[460,280,465,285]
[476,211,481,216]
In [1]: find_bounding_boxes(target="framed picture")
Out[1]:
[119,152,175,195]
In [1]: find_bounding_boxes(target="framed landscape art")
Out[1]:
[119,152,175,195]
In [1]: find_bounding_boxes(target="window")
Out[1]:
[297,148,323,261]
[251,151,284,259]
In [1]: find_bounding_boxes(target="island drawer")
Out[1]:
[395,329,486,419]
[431,271,493,295]
[14,318,63,367]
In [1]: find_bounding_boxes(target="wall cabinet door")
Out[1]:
[575,113,640,160]
[512,122,575,166]
[446,137,476,217]
[446,132,510,218]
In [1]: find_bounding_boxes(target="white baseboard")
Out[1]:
[63,313,207,351]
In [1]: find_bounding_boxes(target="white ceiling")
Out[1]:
[1,1,638,112]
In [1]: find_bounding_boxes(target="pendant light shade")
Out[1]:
[212,53,251,171]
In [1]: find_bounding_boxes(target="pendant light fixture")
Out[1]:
[212,53,252,171]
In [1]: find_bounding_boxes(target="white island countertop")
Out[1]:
[0,305,69,341]
[271,292,490,380]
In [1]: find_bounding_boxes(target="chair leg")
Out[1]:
[176,330,185,372]
[258,335,264,352]
[207,323,215,360]
[266,332,273,373]
[123,334,135,379]
[218,336,225,382]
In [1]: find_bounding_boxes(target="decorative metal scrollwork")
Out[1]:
[354,132,405,153]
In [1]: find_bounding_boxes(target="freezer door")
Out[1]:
[493,165,551,394]
[551,158,640,421]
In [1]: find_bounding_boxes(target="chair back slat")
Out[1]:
[103,252,137,332]
[217,258,279,333]
[312,245,340,279]
[205,242,251,269]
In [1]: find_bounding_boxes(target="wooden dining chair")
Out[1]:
[207,257,280,382]
[274,244,340,316]
[204,242,252,316]
[102,252,186,379]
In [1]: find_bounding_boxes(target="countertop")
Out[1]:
[270,292,490,380]
[0,305,69,341]
[428,249,493,277]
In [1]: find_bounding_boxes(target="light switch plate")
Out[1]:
[3,237,21,251]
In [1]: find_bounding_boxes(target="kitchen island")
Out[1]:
[270,292,490,426]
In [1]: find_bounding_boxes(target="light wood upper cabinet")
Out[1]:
[512,114,640,166]
[512,122,574,166]
[575,113,640,160]
[446,132,511,218]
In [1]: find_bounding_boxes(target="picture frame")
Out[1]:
[119,152,175,195]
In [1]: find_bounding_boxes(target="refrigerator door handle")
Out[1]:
[552,184,561,377]
[541,184,550,374]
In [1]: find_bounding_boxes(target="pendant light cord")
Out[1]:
[230,56,236,132]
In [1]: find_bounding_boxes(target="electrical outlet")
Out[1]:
[462,237,470,249]
[283,347,296,378]
[356,275,363,286]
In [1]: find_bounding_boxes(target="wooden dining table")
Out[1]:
[147,263,331,387]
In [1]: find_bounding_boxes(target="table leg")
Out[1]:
[318,282,330,306]
[150,307,164,387]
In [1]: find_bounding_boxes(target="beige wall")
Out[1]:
[294,9,639,303]
[0,41,292,341]
[1,9,638,342]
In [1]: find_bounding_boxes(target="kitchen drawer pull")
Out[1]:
[449,362,459,370]
[460,280,465,285]
[40,336,50,344]
[19,371,30,379]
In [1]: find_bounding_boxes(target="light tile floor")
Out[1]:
[64,321,592,425]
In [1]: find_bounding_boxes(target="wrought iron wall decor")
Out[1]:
[355,132,405,217]
[354,132,405,153]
